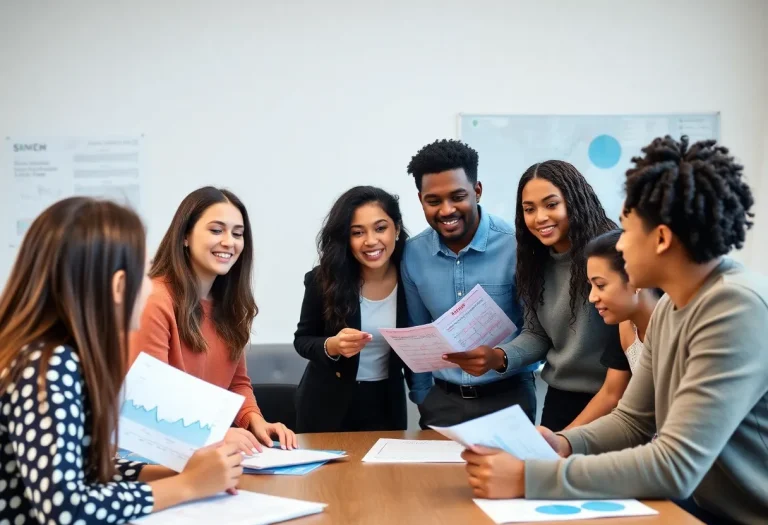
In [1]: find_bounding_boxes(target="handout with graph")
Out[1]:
[118,353,245,472]
[378,284,516,373]
[430,405,559,460]
[361,438,465,463]
[131,490,326,525]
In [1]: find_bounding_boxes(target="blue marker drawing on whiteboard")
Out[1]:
[588,134,622,169]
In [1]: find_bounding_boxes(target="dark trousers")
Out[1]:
[673,498,738,525]
[539,386,595,432]
[418,372,536,428]
[341,379,398,432]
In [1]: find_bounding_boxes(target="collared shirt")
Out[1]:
[401,207,540,387]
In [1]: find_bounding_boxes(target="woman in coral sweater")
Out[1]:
[131,186,296,452]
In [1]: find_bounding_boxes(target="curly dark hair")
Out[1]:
[516,161,616,323]
[406,139,479,191]
[316,186,408,332]
[624,135,754,263]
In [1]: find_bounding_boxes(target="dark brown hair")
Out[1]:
[0,197,146,483]
[150,187,257,360]
[316,186,407,331]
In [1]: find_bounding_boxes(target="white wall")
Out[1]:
[1,0,766,344]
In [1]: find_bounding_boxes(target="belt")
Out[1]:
[434,373,532,400]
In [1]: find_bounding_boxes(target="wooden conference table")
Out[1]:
[239,430,701,525]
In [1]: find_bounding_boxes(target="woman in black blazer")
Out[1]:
[293,186,430,433]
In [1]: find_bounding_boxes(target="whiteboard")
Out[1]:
[458,113,720,226]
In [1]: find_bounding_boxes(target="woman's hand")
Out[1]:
[326,328,373,358]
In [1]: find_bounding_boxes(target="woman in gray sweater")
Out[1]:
[464,136,766,525]
[496,160,630,431]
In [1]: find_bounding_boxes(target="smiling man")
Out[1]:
[400,139,539,427]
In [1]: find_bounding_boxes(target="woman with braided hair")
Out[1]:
[491,160,631,432]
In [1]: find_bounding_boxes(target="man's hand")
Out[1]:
[442,346,505,376]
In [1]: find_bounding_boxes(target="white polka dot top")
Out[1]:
[0,344,154,524]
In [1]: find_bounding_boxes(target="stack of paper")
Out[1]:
[241,447,347,470]
[430,405,559,460]
[132,491,326,525]
[362,438,465,463]
[474,498,658,523]
[250,449,346,475]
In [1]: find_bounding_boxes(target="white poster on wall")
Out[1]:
[6,135,144,247]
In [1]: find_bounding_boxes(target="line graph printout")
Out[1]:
[118,353,245,471]
[379,285,516,373]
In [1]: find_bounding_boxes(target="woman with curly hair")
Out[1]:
[293,186,428,432]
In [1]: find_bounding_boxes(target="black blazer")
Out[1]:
[293,267,414,433]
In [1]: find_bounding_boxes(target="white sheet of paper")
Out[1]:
[118,353,245,472]
[241,447,347,470]
[379,284,516,372]
[361,438,465,463]
[430,405,559,460]
[473,498,658,523]
[131,491,326,525]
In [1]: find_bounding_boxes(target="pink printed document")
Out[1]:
[379,285,516,373]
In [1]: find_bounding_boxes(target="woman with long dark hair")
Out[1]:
[131,186,296,452]
[496,161,630,431]
[0,197,243,524]
[293,186,427,432]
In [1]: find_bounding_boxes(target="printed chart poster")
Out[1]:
[7,136,144,247]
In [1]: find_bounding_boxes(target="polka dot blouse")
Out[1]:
[0,345,154,524]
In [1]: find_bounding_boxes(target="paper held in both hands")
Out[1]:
[379,284,516,373]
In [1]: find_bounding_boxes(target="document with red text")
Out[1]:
[379,285,516,373]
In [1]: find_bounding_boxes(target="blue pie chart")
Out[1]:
[582,501,626,512]
[535,504,581,515]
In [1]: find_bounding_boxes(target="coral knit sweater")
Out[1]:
[129,279,262,428]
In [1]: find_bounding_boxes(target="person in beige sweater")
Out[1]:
[461,136,767,525]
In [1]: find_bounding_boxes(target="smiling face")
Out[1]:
[418,168,481,251]
[349,202,399,272]
[185,201,245,282]
[587,255,638,324]
[521,177,571,253]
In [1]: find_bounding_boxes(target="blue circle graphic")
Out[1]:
[535,504,581,515]
[588,134,622,169]
[582,501,626,512]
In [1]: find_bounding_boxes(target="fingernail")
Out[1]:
[442,355,447,359]
[251,448,258,453]
[281,445,286,450]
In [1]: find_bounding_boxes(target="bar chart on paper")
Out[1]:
[118,353,245,471]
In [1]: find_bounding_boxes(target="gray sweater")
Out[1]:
[499,250,622,393]
[526,258,768,524]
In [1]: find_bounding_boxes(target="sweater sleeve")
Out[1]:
[524,285,768,500]
[496,307,552,370]
[130,289,175,365]
[7,347,154,524]
[230,352,263,428]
